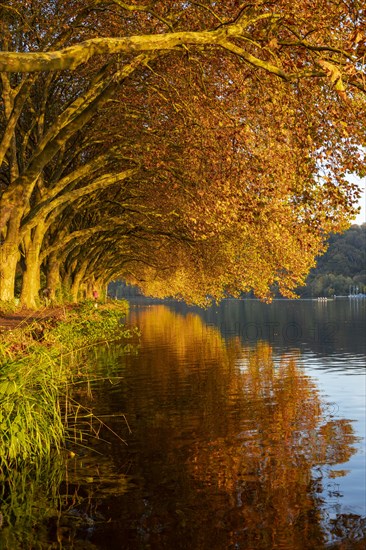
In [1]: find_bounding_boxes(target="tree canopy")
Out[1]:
[0,1,365,307]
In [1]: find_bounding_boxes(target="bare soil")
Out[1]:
[0,306,71,332]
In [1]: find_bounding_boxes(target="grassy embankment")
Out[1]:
[0,300,137,472]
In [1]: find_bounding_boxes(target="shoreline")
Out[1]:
[0,300,134,469]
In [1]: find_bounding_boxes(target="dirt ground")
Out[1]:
[0,306,70,332]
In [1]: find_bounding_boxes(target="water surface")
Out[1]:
[1,299,365,549]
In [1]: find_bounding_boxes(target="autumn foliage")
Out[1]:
[0,1,365,306]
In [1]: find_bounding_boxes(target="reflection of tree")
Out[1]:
[328,514,366,549]
[122,308,361,550]
[128,305,236,422]
[186,342,359,549]
[7,307,359,548]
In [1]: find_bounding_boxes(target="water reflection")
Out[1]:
[185,298,366,359]
[94,306,362,550]
[187,343,358,549]
[0,450,131,549]
[0,305,364,549]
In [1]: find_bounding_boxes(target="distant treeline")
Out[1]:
[108,280,144,299]
[297,224,366,297]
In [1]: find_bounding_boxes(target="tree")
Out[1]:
[1,1,365,306]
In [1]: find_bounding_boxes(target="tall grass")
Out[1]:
[0,352,65,466]
[0,300,137,471]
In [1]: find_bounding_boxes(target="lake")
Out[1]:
[1,299,365,549]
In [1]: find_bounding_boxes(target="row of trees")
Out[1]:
[1,1,365,307]
[299,223,366,297]
[111,224,366,299]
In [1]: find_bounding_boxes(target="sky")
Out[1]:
[350,175,366,225]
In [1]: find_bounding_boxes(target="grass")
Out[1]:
[0,299,138,471]
[0,299,18,314]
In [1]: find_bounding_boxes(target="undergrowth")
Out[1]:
[0,300,18,315]
[0,300,137,471]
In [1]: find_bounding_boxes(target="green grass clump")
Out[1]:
[0,352,65,467]
[0,300,136,471]
[0,300,18,314]
[45,300,133,352]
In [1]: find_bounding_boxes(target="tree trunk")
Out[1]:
[20,257,40,309]
[70,273,82,302]
[45,253,61,301]
[20,245,41,309]
[0,241,19,302]
[20,225,44,308]
[70,261,88,302]
[0,211,22,302]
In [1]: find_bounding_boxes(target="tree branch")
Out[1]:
[0,20,284,74]
[21,168,138,232]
